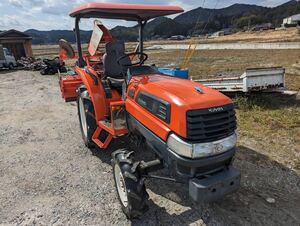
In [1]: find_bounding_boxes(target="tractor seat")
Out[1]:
[103,40,130,81]
[107,77,124,89]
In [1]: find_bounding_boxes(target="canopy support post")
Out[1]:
[75,17,84,67]
[138,20,147,56]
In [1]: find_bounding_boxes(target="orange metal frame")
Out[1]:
[92,101,128,149]
[59,22,129,149]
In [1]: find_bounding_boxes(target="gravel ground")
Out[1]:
[0,70,299,225]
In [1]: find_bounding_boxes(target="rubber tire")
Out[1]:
[112,149,149,219]
[77,87,97,148]
[8,63,14,70]
[49,68,57,75]
[40,69,47,75]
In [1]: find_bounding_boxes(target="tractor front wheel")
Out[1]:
[112,149,149,219]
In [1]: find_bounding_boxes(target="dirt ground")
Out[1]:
[0,66,299,225]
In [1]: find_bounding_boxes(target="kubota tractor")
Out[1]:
[59,3,241,219]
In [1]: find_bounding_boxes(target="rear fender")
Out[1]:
[77,85,90,100]
[75,66,108,121]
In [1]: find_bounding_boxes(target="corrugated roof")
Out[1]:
[285,13,300,21]
[290,14,300,21]
[0,29,32,39]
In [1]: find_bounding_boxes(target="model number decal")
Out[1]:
[208,107,224,113]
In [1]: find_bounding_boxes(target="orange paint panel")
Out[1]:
[59,75,82,101]
[76,66,108,121]
[126,98,171,141]
[126,74,233,139]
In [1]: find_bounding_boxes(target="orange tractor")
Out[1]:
[59,3,240,219]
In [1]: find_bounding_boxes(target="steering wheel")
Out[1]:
[117,52,148,67]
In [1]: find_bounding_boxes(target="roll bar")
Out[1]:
[75,18,147,68]
[71,3,183,67]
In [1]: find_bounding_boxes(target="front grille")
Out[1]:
[186,104,236,143]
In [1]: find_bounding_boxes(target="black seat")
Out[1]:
[102,40,131,89]
[107,77,125,88]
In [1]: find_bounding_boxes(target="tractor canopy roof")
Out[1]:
[70,2,184,21]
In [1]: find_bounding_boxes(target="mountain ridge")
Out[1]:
[24,0,300,44]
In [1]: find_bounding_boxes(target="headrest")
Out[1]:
[105,40,126,54]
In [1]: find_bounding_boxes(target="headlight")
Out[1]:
[167,134,193,158]
[167,133,237,159]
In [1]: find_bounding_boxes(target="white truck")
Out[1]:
[0,45,17,69]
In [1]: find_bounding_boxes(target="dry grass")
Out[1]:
[143,27,300,45]
[147,49,300,91]
[234,94,300,170]
[208,27,300,43]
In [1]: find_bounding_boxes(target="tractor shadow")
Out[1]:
[89,137,130,164]
[0,68,18,74]
[88,138,300,225]
[90,136,160,165]
[131,145,300,226]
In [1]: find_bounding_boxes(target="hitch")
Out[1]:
[139,159,163,172]
[137,159,184,183]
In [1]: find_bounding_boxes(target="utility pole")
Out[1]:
[248,18,251,31]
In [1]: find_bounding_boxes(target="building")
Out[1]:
[0,29,33,60]
[251,23,274,31]
[211,31,225,38]
[211,28,234,38]
[169,35,186,40]
[283,14,300,27]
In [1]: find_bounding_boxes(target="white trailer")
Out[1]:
[194,67,285,93]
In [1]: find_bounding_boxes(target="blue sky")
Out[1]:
[0,0,292,31]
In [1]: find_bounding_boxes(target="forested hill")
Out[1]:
[25,0,300,44]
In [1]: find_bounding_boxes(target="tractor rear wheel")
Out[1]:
[77,86,97,148]
[112,149,149,219]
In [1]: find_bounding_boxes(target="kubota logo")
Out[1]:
[208,107,224,113]
[213,143,224,154]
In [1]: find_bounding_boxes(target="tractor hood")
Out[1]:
[127,73,234,140]
[131,74,232,109]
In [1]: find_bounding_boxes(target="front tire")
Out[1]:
[112,149,149,219]
[77,87,96,148]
